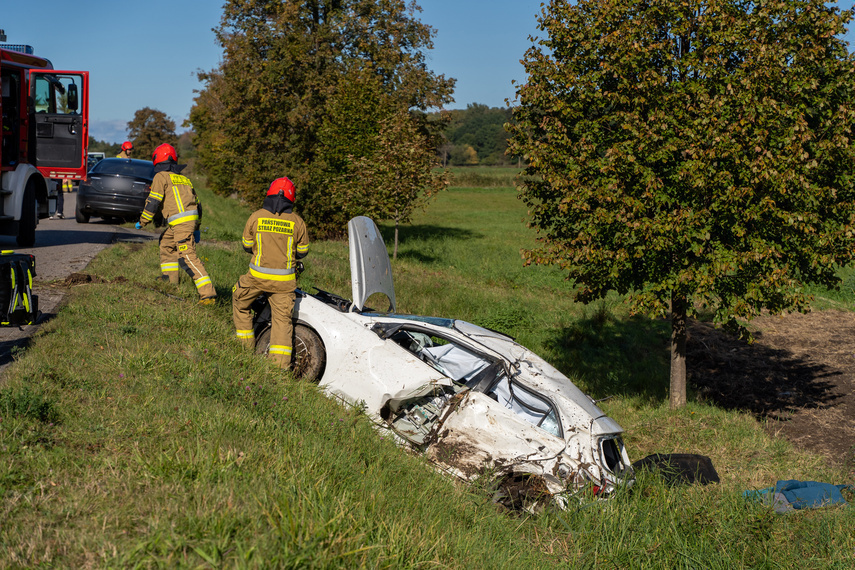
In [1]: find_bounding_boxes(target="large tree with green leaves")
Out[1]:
[127,107,178,161]
[189,0,454,236]
[508,0,855,408]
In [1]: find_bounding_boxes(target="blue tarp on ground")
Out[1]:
[744,480,852,514]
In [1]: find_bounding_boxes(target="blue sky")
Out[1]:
[3,1,853,143]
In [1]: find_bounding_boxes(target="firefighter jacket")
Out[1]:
[116,150,131,158]
[140,163,201,228]
[241,206,309,284]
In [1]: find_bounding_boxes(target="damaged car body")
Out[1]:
[257,216,633,509]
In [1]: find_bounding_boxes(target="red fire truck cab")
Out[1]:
[1,44,88,247]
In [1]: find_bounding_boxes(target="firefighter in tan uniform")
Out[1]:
[116,141,133,158]
[232,177,309,368]
[136,143,216,304]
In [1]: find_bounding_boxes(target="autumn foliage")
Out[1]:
[188,0,454,237]
[127,107,178,162]
[508,0,855,407]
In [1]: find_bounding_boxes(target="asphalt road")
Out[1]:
[0,191,154,375]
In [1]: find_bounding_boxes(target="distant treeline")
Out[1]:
[88,132,195,166]
[433,104,520,167]
[90,104,513,168]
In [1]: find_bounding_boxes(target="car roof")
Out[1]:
[98,157,153,165]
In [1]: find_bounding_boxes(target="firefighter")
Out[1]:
[232,177,309,369]
[116,141,133,158]
[135,143,216,304]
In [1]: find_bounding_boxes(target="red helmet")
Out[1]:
[121,141,133,152]
[267,177,296,202]
[152,143,177,165]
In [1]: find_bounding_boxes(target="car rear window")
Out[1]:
[92,160,154,179]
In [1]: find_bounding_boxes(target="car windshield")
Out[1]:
[363,313,455,328]
[92,160,153,179]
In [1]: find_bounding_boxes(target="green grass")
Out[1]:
[445,166,523,188]
[1,179,853,567]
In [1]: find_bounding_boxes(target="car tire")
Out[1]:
[255,325,271,356]
[293,324,326,382]
[75,201,90,223]
[16,179,37,248]
[255,322,326,382]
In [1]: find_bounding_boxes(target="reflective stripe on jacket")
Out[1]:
[242,209,309,282]
[141,171,200,226]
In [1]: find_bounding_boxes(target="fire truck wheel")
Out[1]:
[16,180,37,248]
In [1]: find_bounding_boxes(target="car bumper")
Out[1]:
[77,193,145,217]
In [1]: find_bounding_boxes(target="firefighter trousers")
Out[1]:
[232,273,295,369]
[158,222,216,300]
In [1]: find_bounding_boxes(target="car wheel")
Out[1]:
[255,325,271,356]
[255,324,327,382]
[293,324,326,382]
[75,201,90,223]
[16,179,37,248]
[255,323,326,382]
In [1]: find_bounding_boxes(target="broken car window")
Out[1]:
[384,324,563,439]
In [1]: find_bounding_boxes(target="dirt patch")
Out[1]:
[687,310,855,469]
[62,273,128,286]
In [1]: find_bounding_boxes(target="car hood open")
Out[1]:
[348,216,396,312]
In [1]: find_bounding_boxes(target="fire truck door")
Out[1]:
[28,70,89,179]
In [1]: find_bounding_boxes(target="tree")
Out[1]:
[189,0,455,237]
[127,107,177,161]
[88,137,120,157]
[442,104,515,165]
[348,109,449,258]
[508,0,855,408]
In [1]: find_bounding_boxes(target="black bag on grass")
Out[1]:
[0,251,38,326]
[631,453,720,486]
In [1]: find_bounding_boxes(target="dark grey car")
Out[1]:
[75,158,154,223]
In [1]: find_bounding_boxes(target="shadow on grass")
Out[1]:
[545,315,844,418]
[376,224,482,264]
[378,225,481,245]
[686,321,844,419]
[544,314,671,403]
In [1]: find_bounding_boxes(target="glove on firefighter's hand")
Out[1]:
[194,230,200,243]
[135,222,142,230]
[296,261,304,274]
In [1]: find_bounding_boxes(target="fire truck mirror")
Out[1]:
[66,84,79,113]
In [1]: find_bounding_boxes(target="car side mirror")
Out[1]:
[66,84,78,112]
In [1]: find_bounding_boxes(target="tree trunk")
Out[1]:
[394,210,399,261]
[669,293,688,409]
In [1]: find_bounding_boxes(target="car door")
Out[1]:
[28,70,89,180]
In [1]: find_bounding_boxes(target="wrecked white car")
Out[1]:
[254,216,633,509]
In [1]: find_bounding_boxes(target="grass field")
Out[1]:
[1,176,853,567]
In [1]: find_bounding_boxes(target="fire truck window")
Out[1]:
[33,75,81,115]
[33,76,52,113]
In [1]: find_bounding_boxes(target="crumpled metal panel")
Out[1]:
[295,295,448,413]
[424,391,566,481]
[349,216,396,312]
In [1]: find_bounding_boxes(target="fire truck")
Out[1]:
[1,41,88,247]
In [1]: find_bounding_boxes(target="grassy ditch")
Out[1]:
[1,181,853,567]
